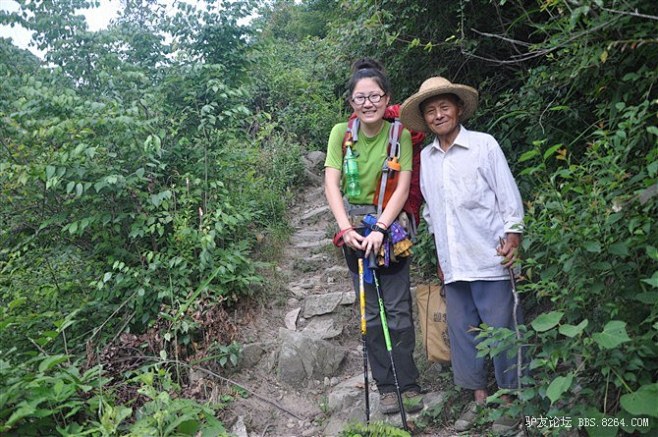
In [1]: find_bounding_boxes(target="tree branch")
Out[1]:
[600,6,658,21]
[469,28,532,47]
[463,17,618,65]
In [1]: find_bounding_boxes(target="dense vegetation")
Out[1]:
[1,0,656,435]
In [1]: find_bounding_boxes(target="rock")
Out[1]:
[422,390,448,411]
[188,367,205,384]
[323,374,378,436]
[289,285,307,298]
[306,151,326,167]
[304,168,323,185]
[339,292,355,305]
[293,228,327,239]
[277,328,346,387]
[299,205,330,222]
[230,416,248,437]
[302,317,342,339]
[298,278,315,289]
[326,374,369,413]
[295,238,333,249]
[301,155,313,167]
[239,342,270,369]
[285,307,301,330]
[303,292,355,318]
[325,265,349,274]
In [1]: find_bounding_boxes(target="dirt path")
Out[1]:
[220,183,456,436]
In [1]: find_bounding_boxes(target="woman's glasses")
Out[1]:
[351,93,386,105]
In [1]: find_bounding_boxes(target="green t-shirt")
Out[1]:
[324,121,413,205]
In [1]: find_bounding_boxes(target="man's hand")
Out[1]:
[497,233,521,269]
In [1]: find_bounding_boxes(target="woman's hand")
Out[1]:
[362,229,384,258]
[342,228,364,251]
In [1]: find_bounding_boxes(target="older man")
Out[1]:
[400,77,524,434]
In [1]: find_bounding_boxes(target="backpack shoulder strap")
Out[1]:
[387,118,402,159]
[376,119,403,215]
[342,117,360,156]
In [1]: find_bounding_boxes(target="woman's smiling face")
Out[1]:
[350,78,390,127]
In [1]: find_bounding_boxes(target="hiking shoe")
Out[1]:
[454,401,482,432]
[492,414,521,435]
[402,390,424,413]
[379,392,400,415]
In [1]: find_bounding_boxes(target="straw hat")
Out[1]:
[400,77,479,133]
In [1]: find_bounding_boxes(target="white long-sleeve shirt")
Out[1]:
[420,126,524,284]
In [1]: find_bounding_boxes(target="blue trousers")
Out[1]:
[351,257,420,394]
[445,280,523,390]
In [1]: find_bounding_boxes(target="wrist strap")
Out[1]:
[333,227,354,247]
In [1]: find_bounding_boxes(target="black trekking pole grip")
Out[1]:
[368,251,378,269]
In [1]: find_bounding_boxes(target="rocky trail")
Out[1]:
[219,152,454,437]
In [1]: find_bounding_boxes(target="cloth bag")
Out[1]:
[415,282,451,363]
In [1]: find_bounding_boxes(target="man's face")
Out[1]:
[422,94,463,138]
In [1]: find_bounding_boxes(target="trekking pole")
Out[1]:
[369,253,408,431]
[357,257,370,424]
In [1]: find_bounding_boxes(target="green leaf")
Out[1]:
[171,418,199,435]
[5,402,37,426]
[518,149,540,163]
[546,373,573,404]
[38,354,69,372]
[543,144,563,160]
[9,297,26,310]
[641,272,658,288]
[583,241,601,253]
[592,321,631,350]
[646,246,658,261]
[635,292,658,304]
[559,319,588,337]
[68,221,78,234]
[531,311,564,332]
[608,242,629,257]
[620,383,658,417]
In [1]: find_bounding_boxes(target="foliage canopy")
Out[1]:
[1,0,657,434]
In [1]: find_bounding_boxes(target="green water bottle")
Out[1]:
[344,144,361,198]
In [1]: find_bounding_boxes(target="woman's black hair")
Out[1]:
[347,58,392,98]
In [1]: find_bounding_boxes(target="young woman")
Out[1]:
[324,59,423,415]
